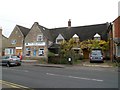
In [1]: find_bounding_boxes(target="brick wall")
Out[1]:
[113,16,120,38]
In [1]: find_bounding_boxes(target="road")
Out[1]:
[1,63,119,89]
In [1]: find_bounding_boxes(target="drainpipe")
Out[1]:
[22,37,25,59]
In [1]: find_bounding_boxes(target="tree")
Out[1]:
[60,38,81,64]
[80,39,109,51]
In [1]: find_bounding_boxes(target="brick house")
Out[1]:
[24,20,109,59]
[109,16,120,61]
[5,25,30,56]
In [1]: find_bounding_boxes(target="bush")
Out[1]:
[48,51,55,57]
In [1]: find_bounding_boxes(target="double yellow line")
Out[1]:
[0,80,34,90]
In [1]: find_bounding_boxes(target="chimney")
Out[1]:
[34,22,39,25]
[68,19,71,28]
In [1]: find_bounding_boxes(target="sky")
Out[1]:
[0,0,119,37]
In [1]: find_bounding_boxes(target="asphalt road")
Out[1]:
[2,63,119,88]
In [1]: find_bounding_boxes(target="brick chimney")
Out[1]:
[68,19,71,28]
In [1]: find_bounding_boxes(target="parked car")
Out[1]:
[89,49,104,63]
[0,55,22,67]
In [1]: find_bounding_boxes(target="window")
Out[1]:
[117,45,120,57]
[38,49,44,56]
[5,48,14,55]
[26,48,31,56]
[11,40,16,44]
[94,37,101,41]
[56,34,64,44]
[56,39,64,44]
[37,35,43,41]
[94,33,101,41]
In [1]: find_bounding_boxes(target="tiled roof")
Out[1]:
[17,25,30,37]
[47,23,109,42]
[35,22,109,43]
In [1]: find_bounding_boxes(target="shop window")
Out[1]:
[26,48,31,56]
[38,49,44,56]
[5,48,14,55]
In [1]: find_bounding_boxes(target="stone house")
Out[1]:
[5,25,30,56]
[24,20,109,59]
[24,22,49,59]
[109,16,120,61]
[0,27,8,56]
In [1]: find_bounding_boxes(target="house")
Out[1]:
[5,25,30,56]
[24,22,49,59]
[0,27,8,56]
[24,20,109,59]
[109,16,120,61]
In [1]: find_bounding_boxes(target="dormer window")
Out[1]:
[72,34,79,42]
[94,33,101,41]
[37,35,43,41]
[73,34,79,38]
[56,34,64,44]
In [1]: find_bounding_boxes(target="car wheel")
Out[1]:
[18,63,21,66]
[6,63,10,67]
[90,61,93,63]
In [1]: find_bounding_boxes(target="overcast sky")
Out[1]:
[0,0,119,37]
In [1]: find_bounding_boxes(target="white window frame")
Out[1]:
[56,34,64,44]
[38,48,44,56]
[37,35,43,41]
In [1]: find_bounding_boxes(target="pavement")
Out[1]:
[21,60,115,68]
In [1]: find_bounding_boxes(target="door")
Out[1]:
[33,50,36,56]
[16,49,22,56]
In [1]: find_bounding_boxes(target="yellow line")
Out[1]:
[2,82,20,88]
[0,80,34,90]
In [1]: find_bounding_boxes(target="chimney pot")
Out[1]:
[68,19,71,27]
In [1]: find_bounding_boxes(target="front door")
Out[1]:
[33,50,36,56]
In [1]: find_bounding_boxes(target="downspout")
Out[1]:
[22,36,25,58]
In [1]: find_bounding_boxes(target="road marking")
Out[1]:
[46,73,103,82]
[0,80,34,90]
[2,68,29,73]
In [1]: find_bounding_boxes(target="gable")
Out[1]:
[25,22,45,43]
[16,25,30,37]
[9,26,23,39]
[8,26,24,47]
[56,34,64,40]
